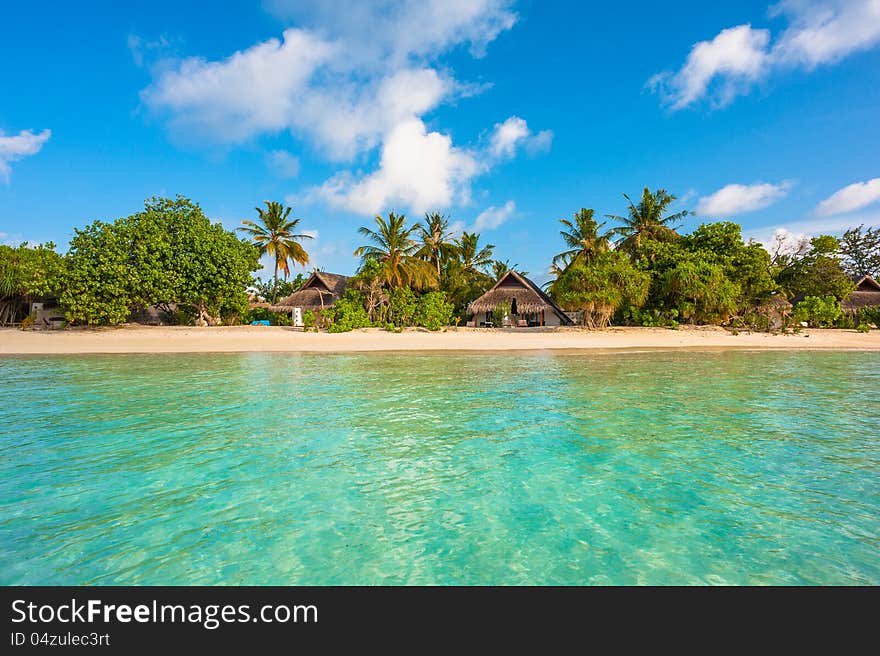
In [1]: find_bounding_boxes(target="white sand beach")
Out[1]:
[2,325,879,354]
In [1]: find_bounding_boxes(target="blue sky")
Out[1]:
[1,0,879,281]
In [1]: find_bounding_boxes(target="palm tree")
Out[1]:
[491,259,528,279]
[553,208,610,270]
[354,212,437,289]
[607,188,689,257]
[416,212,458,279]
[457,232,495,274]
[239,201,313,302]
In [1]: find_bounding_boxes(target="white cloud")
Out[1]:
[472,200,516,231]
[650,1,880,109]
[816,177,880,216]
[696,181,793,216]
[267,150,301,178]
[142,29,336,145]
[314,118,481,215]
[0,129,51,182]
[262,0,518,62]
[649,25,770,109]
[772,0,880,67]
[487,116,552,158]
[140,2,546,218]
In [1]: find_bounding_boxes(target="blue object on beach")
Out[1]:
[250,320,270,326]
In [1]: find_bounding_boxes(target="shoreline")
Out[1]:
[2,325,880,355]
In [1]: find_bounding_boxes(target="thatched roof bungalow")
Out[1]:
[755,293,792,330]
[842,275,880,313]
[269,272,350,323]
[468,270,573,327]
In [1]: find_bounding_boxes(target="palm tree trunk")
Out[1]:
[272,258,280,304]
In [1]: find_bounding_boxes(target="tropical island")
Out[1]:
[2,189,879,355]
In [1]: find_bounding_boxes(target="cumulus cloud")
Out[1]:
[142,29,337,146]
[648,25,770,109]
[472,200,516,231]
[650,0,880,109]
[0,129,51,182]
[140,1,543,217]
[696,181,793,216]
[816,177,880,216]
[263,0,518,62]
[313,118,481,215]
[488,117,552,159]
[771,0,880,67]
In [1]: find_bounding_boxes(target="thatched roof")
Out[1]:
[468,270,573,324]
[843,275,880,311]
[269,272,350,311]
[758,294,792,311]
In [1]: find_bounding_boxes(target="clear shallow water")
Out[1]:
[1,351,878,585]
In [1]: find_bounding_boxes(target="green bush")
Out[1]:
[792,296,842,328]
[857,323,871,333]
[302,309,315,330]
[624,307,679,328]
[388,287,418,327]
[858,306,880,327]
[414,291,454,330]
[492,300,511,327]
[325,290,370,333]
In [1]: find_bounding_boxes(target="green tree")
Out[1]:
[354,212,437,289]
[839,224,880,278]
[775,235,854,300]
[491,259,528,279]
[553,208,610,269]
[63,221,135,325]
[0,242,66,324]
[607,187,688,257]
[660,258,740,324]
[416,212,458,280]
[239,201,312,303]
[63,196,259,325]
[456,231,495,274]
[550,251,650,328]
[684,222,775,306]
[439,258,493,318]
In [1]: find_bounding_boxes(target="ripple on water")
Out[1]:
[0,351,878,585]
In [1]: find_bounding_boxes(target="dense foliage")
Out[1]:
[63,196,259,325]
[551,252,650,328]
[792,296,842,328]
[12,189,878,333]
[0,242,66,324]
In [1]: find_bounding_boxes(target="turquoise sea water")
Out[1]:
[1,351,878,585]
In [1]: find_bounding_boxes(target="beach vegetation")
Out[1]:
[239,202,312,303]
[0,242,66,325]
[63,196,259,326]
[354,212,437,290]
[607,187,688,259]
[414,292,455,331]
[550,251,650,328]
[792,295,843,328]
[416,212,459,280]
[839,224,880,279]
